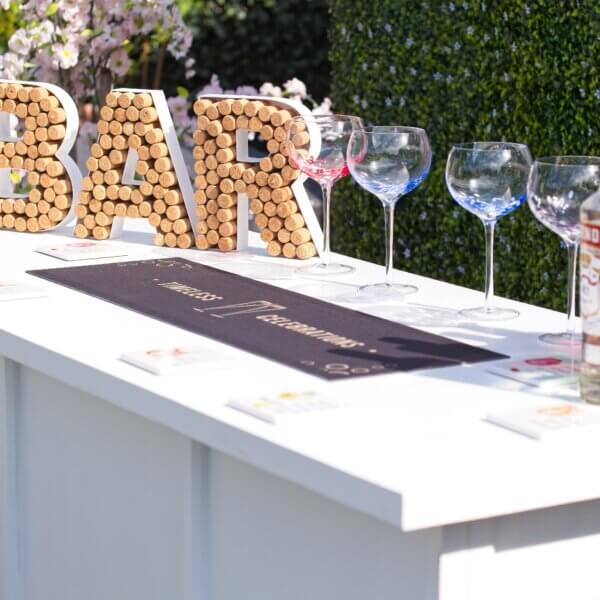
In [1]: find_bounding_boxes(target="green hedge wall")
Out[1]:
[330,0,600,310]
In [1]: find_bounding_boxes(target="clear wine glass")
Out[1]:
[347,125,431,301]
[446,142,532,321]
[287,114,363,276]
[528,156,600,347]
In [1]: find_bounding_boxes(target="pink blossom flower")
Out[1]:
[8,29,31,55]
[283,77,307,99]
[108,48,130,78]
[198,74,223,96]
[235,85,258,96]
[259,82,282,97]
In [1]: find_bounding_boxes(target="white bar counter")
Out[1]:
[1,223,600,600]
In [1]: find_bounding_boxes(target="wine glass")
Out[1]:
[528,156,600,347]
[347,125,431,301]
[287,114,363,276]
[446,142,532,321]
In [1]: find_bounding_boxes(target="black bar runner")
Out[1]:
[29,257,507,380]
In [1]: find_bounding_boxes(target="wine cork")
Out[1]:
[217,207,236,223]
[153,232,165,246]
[274,127,288,143]
[243,101,263,117]
[106,184,120,200]
[296,242,317,259]
[139,201,152,217]
[206,104,220,121]
[16,86,30,103]
[203,139,218,155]
[255,171,269,187]
[116,92,134,109]
[49,125,67,145]
[246,184,259,199]
[24,116,37,131]
[99,134,112,150]
[109,149,126,165]
[138,146,151,161]
[14,217,27,232]
[218,236,236,252]
[74,223,89,238]
[126,205,140,218]
[123,121,134,137]
[48,108,66,124]
[193,99,212,116]
[290,227,311,245]
[133,93,153,109]
[10,155,24,169]
[91,170,104,185]
[22,130,36,146]
[255,213,268,229]
[263,201,277,217]
[92,184,106,200]
[195,234,209,249]
[105,169,122,185]
[260,229,274,242]
[125,106,139,122]
[195,175,208,190]
[267,240,282,256]
[216,148,235,163]
[53,178,71,194]
[38,142,57,156]
[206,184,219,199]
[128,134,142,149]
[165,189,183,205]
[140,107,158,123]
[91,143,104,159]
[48,207,66,223]
[220,179,234,194]
[79,191,91,205]
[75,204,88,219]
[160,218,173,233]
[177,233,194,249]
[153,199,167,214]
[205,155,218,170]
[217,193,235,208]
[150,142,168,159]
[234,180,246,194]
[42,187,56,202]
[95,212,112,226]
[216,162,232,178]
[89,199,103,213]
[276,200,298,218]
[270,110,292,127]
[153,184,166,200]
[155,157,173,173]
[54,194,70,210]
[197,221,209,234]
[258,187,272,203]
[241,168,256,184]
[38,200,50,214]
[292,131,310,147]
[109,120,123,136]
[249,117,262,132]
[97,120,109,135]
[219,221,237,237]
[15,141,27,155]
[148,212,161,227]
[272,186,292,203]
[139,181,153,196]
[196,205,209,220]
[85,156,99,172]
[277,228,291,243]
[146,169,159,185]
[82,217,98,233]
[2,215,15,228]
[207,120,223,137]
[283,243,296,259]
[216,99,233,115]
[249,198,264,214]
[206,171,219,185]
[13,199,26,214]
[26,145,39,159]
[259,124,274,140]
[114,107,126,122]
[173,219,191,234]
[135,121,152,137]
[266,139,280,155]
[231,99,246,115]
[285,213,304,231]
[206,199,218,215]
[93,225,110,240]
[103,201,115,216]
[118,185,133,201]
[159,172,177,188]
[29,87,49,103]
[39,96,58,114]
[166,205,187,221]
[222,115,236,131]
[136,160,150,177]
[236,115,249,130]
[206,229,219,245]
[145,127,164,145]
[196,116,210,132]
[39,214,52,230]
[216,133,234,148]
[259,157,273,173]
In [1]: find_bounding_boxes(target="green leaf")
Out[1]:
[46,2,58,16]
[176,86,189,98]
[9,171,20,184]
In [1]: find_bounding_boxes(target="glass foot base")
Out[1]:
[297,262,355,276]
[539,332,582,348]
[356,282,418,303]
[460,306,520,321]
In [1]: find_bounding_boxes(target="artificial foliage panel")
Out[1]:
[330,0,600,310]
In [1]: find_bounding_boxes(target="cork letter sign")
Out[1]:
[76,88,196,248]
[192,95,322,259]
[0,79,81,232]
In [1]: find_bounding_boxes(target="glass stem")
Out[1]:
[483,221,496,312]
[384,203,395,285]
[320,181,333,266]
[566,243,578,336]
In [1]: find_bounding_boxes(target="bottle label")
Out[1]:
[581,221,600,322]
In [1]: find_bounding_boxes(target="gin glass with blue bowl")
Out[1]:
[446,142,532,321]
[347,125,431,302]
